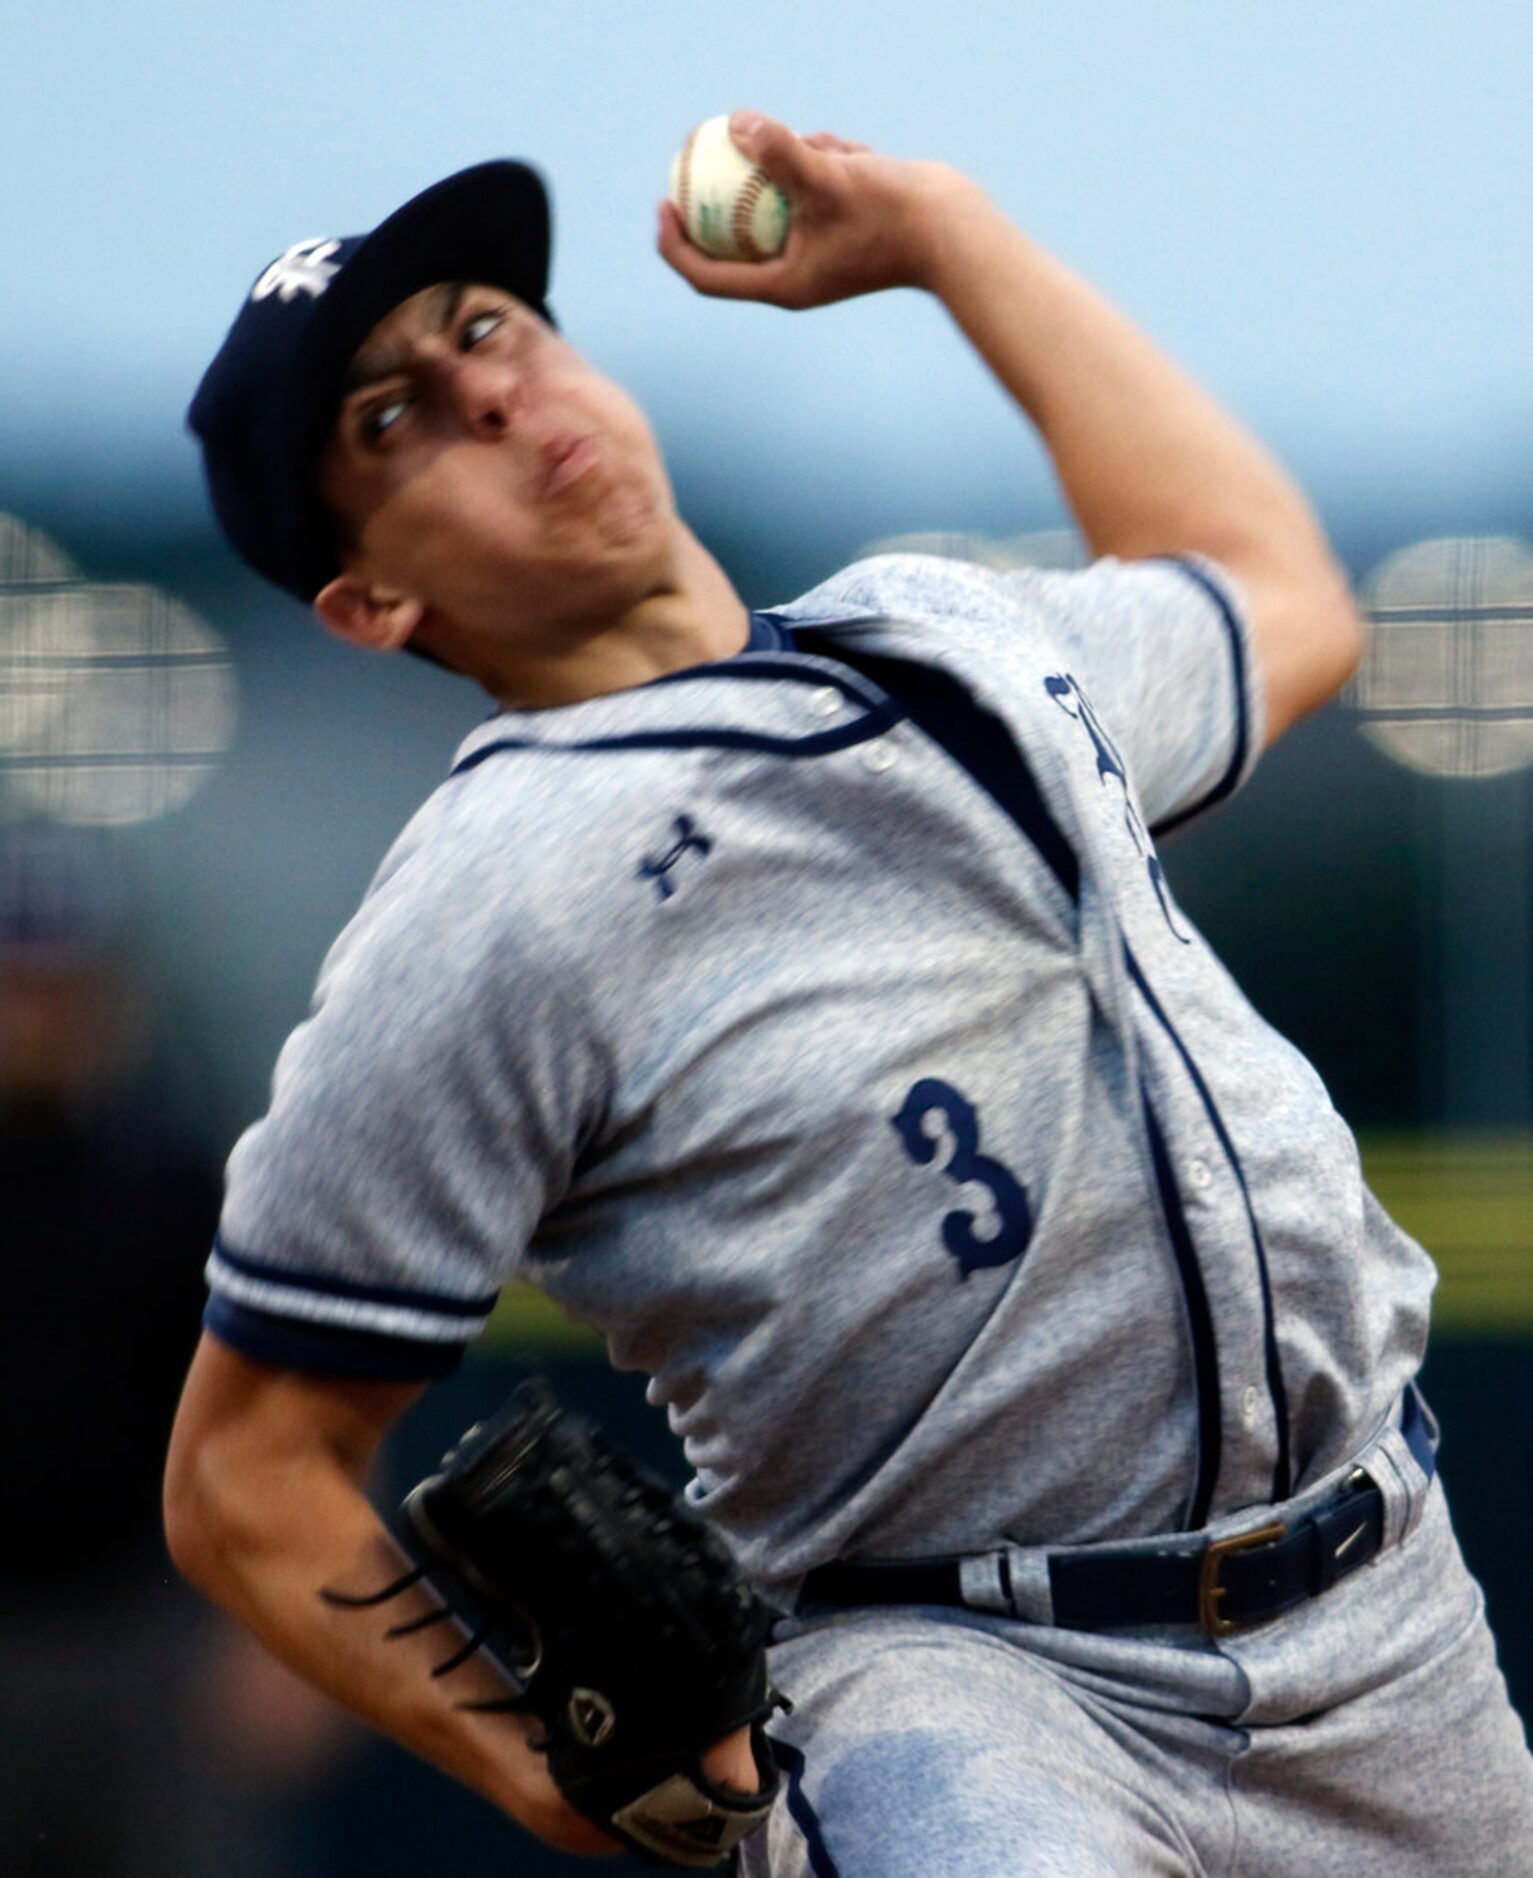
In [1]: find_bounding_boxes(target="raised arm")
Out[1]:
[659,112,1362,747]
[163,1333,617,1854]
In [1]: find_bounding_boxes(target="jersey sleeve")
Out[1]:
[205,824,605,1380]
[1010,554,1265,833]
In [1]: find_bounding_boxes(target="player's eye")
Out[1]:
[459,309,505,350]
[358,394,410,445]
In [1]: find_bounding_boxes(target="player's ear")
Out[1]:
[313,573,426,654]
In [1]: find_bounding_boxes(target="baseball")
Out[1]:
[669,115,791,261]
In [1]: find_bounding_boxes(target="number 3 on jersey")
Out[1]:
[890,1078,1033,1278]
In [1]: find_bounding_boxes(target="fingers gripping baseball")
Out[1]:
[660,110,956,310]
[801,132,874,157]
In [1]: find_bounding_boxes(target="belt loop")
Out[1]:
[954,1549,1056,1624]
[1358,1386,1437,1552]
[1004,1548,1055,1625]
[957,1552,1012,1615]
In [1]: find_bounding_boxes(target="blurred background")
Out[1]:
[1,1,1529,1870]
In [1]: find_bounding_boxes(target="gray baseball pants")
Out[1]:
[746,1468,1533,1874]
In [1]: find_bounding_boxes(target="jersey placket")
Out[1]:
[1126,952,1290,1522]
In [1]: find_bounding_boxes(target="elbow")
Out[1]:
[1307,562,1366,702]
[163,1402,253,1599]
[1248,553,1365,745]
[163,1426,219,1592]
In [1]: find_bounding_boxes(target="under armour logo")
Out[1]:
[637,815,712,900]
[251,237,341,304]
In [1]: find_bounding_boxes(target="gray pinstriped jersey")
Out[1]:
[208,553,1435,1594]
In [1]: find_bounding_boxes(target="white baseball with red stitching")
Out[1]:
[669,116,791,261]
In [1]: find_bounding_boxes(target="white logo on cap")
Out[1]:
[251,238,341,305]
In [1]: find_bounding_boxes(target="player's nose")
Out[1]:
[446,353,519,439]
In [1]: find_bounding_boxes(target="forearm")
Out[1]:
[664,113,1361,738]
[901,175,1360,735]
[907,178,1333,583]
[170,1452,493,1795]
[164,1346,612,1853]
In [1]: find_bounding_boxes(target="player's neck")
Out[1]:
[475,526,752,712]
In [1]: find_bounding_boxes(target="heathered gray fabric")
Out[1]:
[214,552,1438,1595]
[747,1472,1533,1876]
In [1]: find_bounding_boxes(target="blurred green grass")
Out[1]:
[1361,1134,1533,1334]
[480,1134,1533,1350]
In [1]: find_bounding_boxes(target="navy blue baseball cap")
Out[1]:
[188,160,552,604]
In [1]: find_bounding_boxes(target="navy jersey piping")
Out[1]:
[213,1233,499,1319]
[1122,943,1293,1502]
[450,624,899,779]
[647,651,891,710]
[791,628,1080,905]
[1148,558,1251,838]
[205,1296,466,1381]
[788,631,1235,1521]
[451,709,902,774]
[746,608,795,651]
[1140,1088,1222,1528]
[778,628,1236,1520]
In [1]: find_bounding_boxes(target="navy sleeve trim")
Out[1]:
[213,1234,499,1320]
[205,1297,467,1381]
[1147,557,1252,839]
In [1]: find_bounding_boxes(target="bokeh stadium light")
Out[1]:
[1349,535,1533,780]
[0,514,237,827]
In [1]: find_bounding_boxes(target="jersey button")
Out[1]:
[1185,1157,1212,1190]
[861,741,897,774]
[1241,1384,1259,1425]
[807,685,842,718]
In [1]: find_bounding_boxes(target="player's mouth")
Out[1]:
[543,434,600,498]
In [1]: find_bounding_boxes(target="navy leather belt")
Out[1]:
[799,1389,1435,1638]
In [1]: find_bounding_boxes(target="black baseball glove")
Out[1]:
[385,1381,784,1866]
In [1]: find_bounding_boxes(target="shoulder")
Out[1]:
[352,662,879,975]
[770,552,1031,629]
[313,749,605,1016]
[769,551,1181,656]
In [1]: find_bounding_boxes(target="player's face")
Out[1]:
[317,282,676,640]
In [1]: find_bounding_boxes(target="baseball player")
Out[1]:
[165,115,1533,1872]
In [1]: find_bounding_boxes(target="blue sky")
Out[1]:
[4,0,1531,538]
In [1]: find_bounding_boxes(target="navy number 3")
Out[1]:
[890,1078,1033,1278]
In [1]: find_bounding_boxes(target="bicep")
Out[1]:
[172,1331,426,1467]
[210,869,601,1368]
[165,1331,425,1576]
